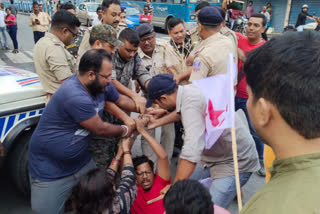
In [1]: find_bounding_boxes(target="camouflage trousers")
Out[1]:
[88,111,124,168]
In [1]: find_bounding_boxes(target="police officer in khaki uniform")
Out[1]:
[165,17,194,85]
[216,6,238,65]
[136,24,175,165]
[189,1,210,49]
[59,2,86,59]
[189,7,234,82]
[78,0,125,58]
[33,10,80,99]
[189,5,238,71]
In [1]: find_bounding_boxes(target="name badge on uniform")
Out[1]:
[193,60,201,72]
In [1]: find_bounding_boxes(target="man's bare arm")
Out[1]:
[80,114,132,137]
[115,94,137,113]
[136,118,171,181]
[147,110,181,130]
[104,101,136,131]
[173,159,196,183]
[112,79,147,113]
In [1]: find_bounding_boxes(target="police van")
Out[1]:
[0,66,46,196]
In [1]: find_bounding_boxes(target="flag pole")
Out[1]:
[231,126,243,211]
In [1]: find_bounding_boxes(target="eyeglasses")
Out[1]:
[141,35,155,43]
[136,170,153,176]
[66,28,78,38]
[95,72,110,80]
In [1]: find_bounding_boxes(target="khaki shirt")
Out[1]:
[78,25,124,59]
[165,37,193,85]
[220,26,238,64]
[177,85,207,163]
[33,32,76,94]
[189,27,202,56]
[189,33,234,82]
[29,12,50,32]
[138,41,169,77]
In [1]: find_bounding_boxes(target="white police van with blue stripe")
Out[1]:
[0,65,46,196]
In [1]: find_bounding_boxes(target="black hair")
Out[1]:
[133,155,154,171]
[51,10,80,30]
[60,2,75,11]
[32,1,38,7]
[119,28,140,47]
[102,0,120,11]
[267,2,271,7]
[250,13,267,26]
[167,17,184,31]
[249,1,253,4]
[214,6,226,20]
[163,180,213,214]
[144,5,149,9]
[96,6,102,13]
[79,49,112,75]
[72,168,115,214]
[245,31,320,139]
[195,1,210,12]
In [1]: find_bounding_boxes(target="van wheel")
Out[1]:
[9,130,33,197]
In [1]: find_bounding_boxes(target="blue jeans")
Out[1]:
[30,159,96,214]
[297,25,304,32]
[230,19,236,30]
[33,31,45,43]
[7,25,18,49]
[0,26,8,47]
[235,97,264,160]
[190,163,252,209]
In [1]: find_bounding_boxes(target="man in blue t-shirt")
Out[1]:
[29,49,137,214]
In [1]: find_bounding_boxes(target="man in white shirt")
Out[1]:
[92,6,102,26]
[0,3,8,49]
[29,2,50,43]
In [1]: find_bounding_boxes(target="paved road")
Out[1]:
[0,13,265,214]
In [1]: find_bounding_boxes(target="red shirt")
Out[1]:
[231,9,243,19]
[5,15,16,26]
[236,32,265,98]
[139,14,152,23]
[130,174,170,214]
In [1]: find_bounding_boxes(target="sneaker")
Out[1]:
[12,49,19,54]
[256,159,266,177]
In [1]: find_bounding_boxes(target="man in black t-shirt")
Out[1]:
[295,4,314,31]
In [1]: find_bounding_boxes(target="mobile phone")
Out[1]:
[227,0,244,10]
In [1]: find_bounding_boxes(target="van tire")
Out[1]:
[9,130,33,197]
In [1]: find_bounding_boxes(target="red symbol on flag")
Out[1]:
[206,99,228,127]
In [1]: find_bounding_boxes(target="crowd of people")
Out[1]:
[0,0,318,213]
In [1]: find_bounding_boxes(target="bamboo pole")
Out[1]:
[284,0,292,28]
[231,127,242,211]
